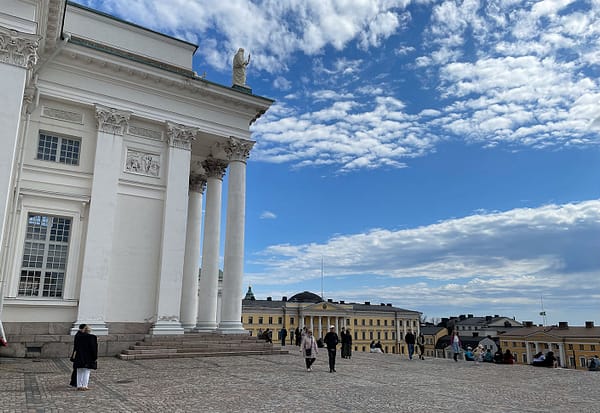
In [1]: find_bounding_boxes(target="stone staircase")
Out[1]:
[117,332,288,360]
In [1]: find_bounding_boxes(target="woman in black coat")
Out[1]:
[73,325,98,390]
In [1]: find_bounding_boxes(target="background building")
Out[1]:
[498,321,600,370]
[242,290,421,355]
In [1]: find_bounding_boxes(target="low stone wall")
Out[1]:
[0,322,150,358]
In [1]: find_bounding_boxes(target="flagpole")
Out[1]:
[320,256,324,300]
[539,295,547,326]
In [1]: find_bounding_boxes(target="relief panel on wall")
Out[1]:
[124,148,161,178]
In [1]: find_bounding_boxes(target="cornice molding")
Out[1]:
[61,40,272,119]
[95,104,132,135]
[0,26,40,69]
[165,121,196,151]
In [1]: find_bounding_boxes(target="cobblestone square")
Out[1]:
[1,352,599,412]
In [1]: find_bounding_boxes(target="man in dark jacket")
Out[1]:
[280,327,287,346]
[69,324,86,387]
[405,330,416,360]
[323,325,339,372]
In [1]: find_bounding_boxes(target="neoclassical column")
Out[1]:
[218,137,254,333]
[73,105,131,335]
[195,157,228,331]
[318,317,322,338]
[150,122,195,335]
[310,316,314,333]
[179,173,206,330]
[0,27,39,267]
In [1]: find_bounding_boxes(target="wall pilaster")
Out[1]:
[73,105,131,335]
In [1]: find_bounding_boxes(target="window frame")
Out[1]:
[18,213,72,298]
[37,131,81,166]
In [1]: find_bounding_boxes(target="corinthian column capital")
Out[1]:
[166,121,197,150]
[202,157,228,180]
[0,27,40,69]
[190,173,207,193]
[94,104,132,135]
[223,137,255,162]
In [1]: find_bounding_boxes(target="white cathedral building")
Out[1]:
[0,0,272,356]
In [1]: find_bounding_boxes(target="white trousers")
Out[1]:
[77,368,91,388]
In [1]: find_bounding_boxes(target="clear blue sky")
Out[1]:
[78,0,600,326]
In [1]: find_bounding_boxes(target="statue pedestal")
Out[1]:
[232,84,252,94]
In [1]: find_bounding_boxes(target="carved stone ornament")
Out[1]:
[189,173,207,193]
[166,121,196,150]
[223,137,255,162]
[124,149,161,178]
[95,105,131,135]
[0,27,40,69]
[202,157,228,180]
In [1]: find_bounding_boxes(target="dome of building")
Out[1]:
[288,291,322,303]
[244,286,256,300]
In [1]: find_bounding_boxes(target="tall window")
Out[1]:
[37,133,80,165]
[19,214,71,297]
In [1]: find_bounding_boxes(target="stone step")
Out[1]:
[136,340,261,346]
[117,349,289,360]
[121,348,178,355]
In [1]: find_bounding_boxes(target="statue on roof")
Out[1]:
[232,48,250,87]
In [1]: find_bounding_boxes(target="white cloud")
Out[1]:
[250,199,600,282]
[259,211,277,220]
[247,199,600,323]
[273,76,292,91]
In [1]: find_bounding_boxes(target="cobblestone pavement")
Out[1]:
[1,351,599,413]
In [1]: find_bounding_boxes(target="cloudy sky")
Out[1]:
[77,0,600,325]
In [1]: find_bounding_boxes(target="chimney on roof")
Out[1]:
[328,298,333,303]
[364,301,370,305]
[586,321,595,328]
[282,296,287,301]
[387,303,392,307]
[339,300,345,304]
[467,314,473,318]
[380,303,385,306]
[558,321,569,329]
[459,314,466,321]
[494,314,499,318]
[266,296,272,301]
[524,321,533,328]
[485,316,492,322]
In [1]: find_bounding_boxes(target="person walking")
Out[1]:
[405,330,416,360]
[73,325,98,391]
[301,330,318,371]
[417,332,425,360]
[323,325,340,373]
[342,328,353,359]
[451,331,462,362]
[69,324,86,387]
[280,327,287,347]
[295,327,301,346]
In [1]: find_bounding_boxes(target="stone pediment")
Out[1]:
[302,302,349,312]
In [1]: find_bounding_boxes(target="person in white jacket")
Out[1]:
[301,330,318,371]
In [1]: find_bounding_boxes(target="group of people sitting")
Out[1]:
[463,346,516,364]
[531,351,559,367]
[369,340,384,353]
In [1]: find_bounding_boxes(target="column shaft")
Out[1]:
[180,176,205,330]
[218,138,254,333]
[196,159,227,331]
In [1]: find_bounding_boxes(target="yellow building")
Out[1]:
[241,289,421,355]
[499,321,600,370]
